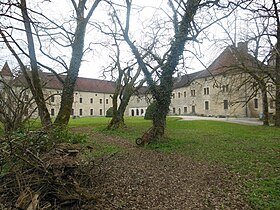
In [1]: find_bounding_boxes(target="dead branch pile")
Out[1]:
[0,131,99,209]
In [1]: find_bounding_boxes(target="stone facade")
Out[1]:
[1,43,276,119]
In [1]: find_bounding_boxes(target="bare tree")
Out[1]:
[94,15,147,129]
[0,66,36,133]
[54,0,102,125]
[0,0,102,127]
[109,0,238,141]
[235,0,280,126]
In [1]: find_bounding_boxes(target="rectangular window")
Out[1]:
[184,91,186,97]
[106,99,109,104]
[205,101,209,110]
[79,98,83,103]
[24,94,29,101]
[79,109,83,116]
[222,85,229,92]
[191,90,196,96]
[270,99,275,109]
[99,109,102,116]
[254,98,258,109]
[51,108,55,116]
[51,96,55,103]
[204,87,209,95]
[178,92,181,98]
[90,109,94,115]
[99,99,102,104]
[191,105,195,113]
[173,107,176,114]
[90,98,93,103]
[184,107,187,113]
[224,100,229,110]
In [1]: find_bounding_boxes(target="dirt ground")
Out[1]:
[79,128,251,210]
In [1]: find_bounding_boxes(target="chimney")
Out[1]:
[237,41,248,54]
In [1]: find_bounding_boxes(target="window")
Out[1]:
[99,109,103,116]
[173,107,176,114]
[267,84,275,92]
[191,105,195,113]
[51,96,55,103]
[79,109,83,116]
[24,94,29,101]
[204,87,209,95]
[205,101,209,110]
[106,99,109,104]
[99,99,102,104]
[222,85,229,92]
[141,109,144,115]
[270,99,275,109]
[191,89,196,96]
[71,109,74,115]
[90,109,94,115]
[224,100,229,110]
[136,109,139,116]
[178,92,181,98]
[79,97,83,103]
[51,108,55,116]
[90,98,93,103]
[254,98,258,109]
[184,107,187,113]
[184,91,186,97]
[172,93,175,99]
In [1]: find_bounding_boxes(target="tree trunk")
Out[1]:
[107,85,132,129]
[54,20,87,125]
[261,86,269,126]
[54,0,101,126]
[21,0,52,128]
[274,0,280,127]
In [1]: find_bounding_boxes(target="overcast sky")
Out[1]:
[0,0,275,79]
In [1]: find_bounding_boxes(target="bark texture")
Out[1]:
[21,0,52,128]
[274,0,280,127]
[124,0,201,141]
[54,0,101,125]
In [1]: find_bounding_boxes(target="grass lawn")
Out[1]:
[69,116,280,209]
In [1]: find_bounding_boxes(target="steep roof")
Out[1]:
[173,70,204,89]
[173,42,261,89]
[15,71,116,94]
[42,73,116,93]
[0,62,13,77]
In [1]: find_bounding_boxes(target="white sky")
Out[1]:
[0,0,276,79]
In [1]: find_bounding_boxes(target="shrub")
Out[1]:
[106,107,114,117]
[144,102,156,120]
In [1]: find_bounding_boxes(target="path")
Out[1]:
[177,115,263,126]
[80,128,250,209]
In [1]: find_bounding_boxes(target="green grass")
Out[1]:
[2,116,278,208]
[68,116,280,209]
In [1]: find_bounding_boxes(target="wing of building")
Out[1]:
[1,42,275,119]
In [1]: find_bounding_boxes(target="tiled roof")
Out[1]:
[14,71,116,94]
[0,62,13,77]
[42,73,116,93]
[173,70,204,89]
[173,42,260,88]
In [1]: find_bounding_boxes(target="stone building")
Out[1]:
[0,43,275,119]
